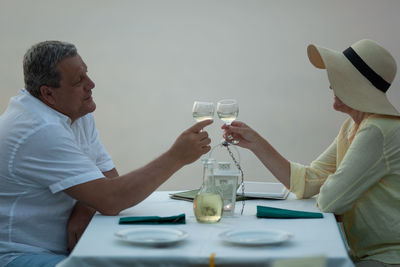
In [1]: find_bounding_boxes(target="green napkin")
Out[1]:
[119,213,186,224]
[257,205,323,219]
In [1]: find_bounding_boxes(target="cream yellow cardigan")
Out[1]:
[290,114,400,264]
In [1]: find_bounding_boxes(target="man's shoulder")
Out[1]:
[0,106,66,139]
[0,94,74,151]
[2,89,68,126]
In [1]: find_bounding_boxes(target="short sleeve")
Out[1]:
[12,124,105,194]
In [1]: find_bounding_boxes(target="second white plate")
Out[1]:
[115,228,188,246]
[219,229,292,245]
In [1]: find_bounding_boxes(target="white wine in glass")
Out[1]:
[192,101,215,122]
[217,99,239,144]
[217,99,239,125]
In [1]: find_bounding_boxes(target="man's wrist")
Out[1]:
[164,149,186,171]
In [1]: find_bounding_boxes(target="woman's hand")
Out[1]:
[222,121,291,187]
[221,121,262,151]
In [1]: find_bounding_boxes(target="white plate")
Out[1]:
[219,229,292,245]
[115,228,188,246]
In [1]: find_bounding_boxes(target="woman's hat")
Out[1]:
[307,39,399,116]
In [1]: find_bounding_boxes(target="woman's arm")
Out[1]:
[222,121,290,187]
[223,121,338,199]
[318,124,386,214]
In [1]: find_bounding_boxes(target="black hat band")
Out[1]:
[343,47,390,93]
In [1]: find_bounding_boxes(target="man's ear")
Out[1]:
[39,85,56,106]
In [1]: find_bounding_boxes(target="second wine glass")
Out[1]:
[217,99,239,144]
[216,99,239,125]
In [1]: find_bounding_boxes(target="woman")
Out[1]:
[223,39,400,266]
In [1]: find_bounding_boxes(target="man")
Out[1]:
[0,41,212,267]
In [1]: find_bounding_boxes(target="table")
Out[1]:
[57,191,354,267]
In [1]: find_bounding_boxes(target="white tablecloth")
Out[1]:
[57,191,354,267]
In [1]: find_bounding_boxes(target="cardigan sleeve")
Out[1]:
[317,123,387,214]
[290,137,337,199]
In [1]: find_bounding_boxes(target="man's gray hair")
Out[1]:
[23,40,77,98]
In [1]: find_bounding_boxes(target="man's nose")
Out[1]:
[85,76,95,90]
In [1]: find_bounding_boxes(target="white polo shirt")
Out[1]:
[0,89,114,266]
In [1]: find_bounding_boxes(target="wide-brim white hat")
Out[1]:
[307,39,399,116]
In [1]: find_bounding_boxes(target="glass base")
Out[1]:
[221,139,239,146]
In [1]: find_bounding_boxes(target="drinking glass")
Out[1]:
[192,101,215,182]
[192,101,215,122]
[217,99,239,144]
[216,99,239,125]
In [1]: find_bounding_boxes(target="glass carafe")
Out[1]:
[193,159,224,223]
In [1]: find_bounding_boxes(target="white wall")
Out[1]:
[1,0,400,190]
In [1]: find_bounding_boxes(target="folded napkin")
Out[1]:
[119,213,186,224]
[257,205,323,219]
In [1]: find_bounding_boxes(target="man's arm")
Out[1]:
[67,168,119,251]
[64,120,212,216]
[102,168,120,179]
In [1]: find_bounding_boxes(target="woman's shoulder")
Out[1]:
[338,117,354,134]
[361,114,400,134]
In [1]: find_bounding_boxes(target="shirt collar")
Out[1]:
[19,88,72,125]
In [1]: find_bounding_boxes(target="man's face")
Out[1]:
[50,54,96,123]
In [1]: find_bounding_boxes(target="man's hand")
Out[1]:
[169,119,213,166]
[67,201,95,252]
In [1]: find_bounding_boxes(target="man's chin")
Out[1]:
[85,101,96,114]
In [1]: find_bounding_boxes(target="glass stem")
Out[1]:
[202,165,206,185]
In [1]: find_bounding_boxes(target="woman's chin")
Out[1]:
[333,103,345,113]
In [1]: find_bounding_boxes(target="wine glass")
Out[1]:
[192,101,215,122]
[217,99,239,144]
[192,101,215,188]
